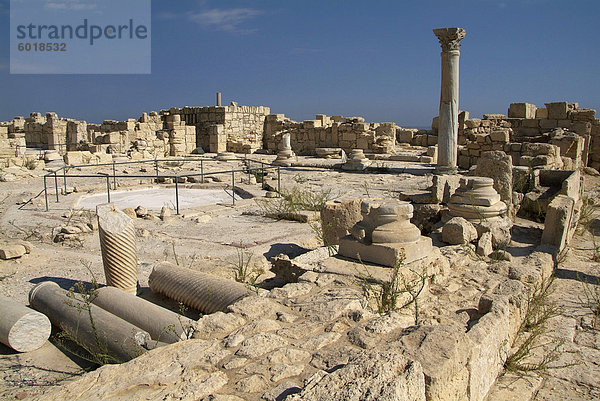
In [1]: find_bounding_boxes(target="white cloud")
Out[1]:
[45,1,98,11]
[187,8,263,34]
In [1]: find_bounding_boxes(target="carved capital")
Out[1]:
[433,27,466,52]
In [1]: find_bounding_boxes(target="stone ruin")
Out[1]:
[0,26,597,401]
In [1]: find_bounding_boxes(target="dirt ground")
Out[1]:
[0,157,599,400]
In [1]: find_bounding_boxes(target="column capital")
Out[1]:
[433,27,466,52]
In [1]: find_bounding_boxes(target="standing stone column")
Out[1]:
[273,132,295,166]
[216,92,222,107]
[433,27,466,173]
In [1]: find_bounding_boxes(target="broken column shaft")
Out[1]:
[0,295,51,352]
[97,203,138,294]
[433,27,466,173]
[29,281,151,362]
[216,92,222,106]
[91,285,194,343]
[149,262,251,314]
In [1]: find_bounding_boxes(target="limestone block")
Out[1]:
[442,217,477,245]
[539,119,558,130]
[476,231,493,256]
[465,118,481,128]
[490,130,510,142]
[541,195,575,252]
[535,107,548,119]
[0,244,27,260]
[287,350,425,401]
[321,199,364,245]
[64,151,83,165]
[472,151,513,214]
[545,102,569,120]
[569,108,596,121]
[508,103,536,119]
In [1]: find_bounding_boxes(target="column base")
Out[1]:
[434,165,458,175]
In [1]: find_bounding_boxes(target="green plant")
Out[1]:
[165,241,198,269]
[293,174,307,184]
[504,277,571,373]
[577,196,598,235]
[358,254,432,324]
[255,186,334,218]
[361,182,371,198]
[233,244,261,286]
[579,275,600,330]
[55,262,126,365]
[309,216,338,257]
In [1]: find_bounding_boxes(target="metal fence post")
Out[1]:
[277,166,281,198]
[43,176,48,211]
[201,159,204,183]
[106,176,111,203]
[53,171,59,202]
[112,161,117,190]
[62,167,67,194]
[261,162,265,190]
[154,159,159,184]
[175,177,180,215]
[232,170,236,205]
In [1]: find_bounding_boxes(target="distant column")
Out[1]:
[216,92,222,106]
[433,27,466,173]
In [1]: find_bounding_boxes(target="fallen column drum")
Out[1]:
[91,285,195,343]
[29,281,151,362]
[0,295,51,352]
[149,262,251,314]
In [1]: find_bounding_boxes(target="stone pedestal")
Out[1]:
[216,151,238,161]
[273,132,295,166]
[342,149,371,171]
[338,200,433,266]
[433,27,466,173]
[447,177,507,221]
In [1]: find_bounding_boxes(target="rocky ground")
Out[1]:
[0,156,598,400]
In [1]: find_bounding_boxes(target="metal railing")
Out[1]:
[42,157,281,215]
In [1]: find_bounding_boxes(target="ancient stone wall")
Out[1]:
[429,101,596,171]
[170,104,270,154]
[263,114,397,155]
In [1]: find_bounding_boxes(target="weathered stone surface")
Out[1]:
[339,200,433,266]
[36,340,229,401]
[472,151,513,216]
[192,312,246,340]
[235,333,289,358]
[541,194,575,252]
[287,349,426,401]
[321,199,364,245]
[442,217,477,245]
[0,244,26,260]
[476,231,493,256]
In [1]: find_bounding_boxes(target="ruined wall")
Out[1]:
[433,101,595,170]
[263,114,397,155]
[170,104,270,154]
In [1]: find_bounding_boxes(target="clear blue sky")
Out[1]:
[1,0,599,127]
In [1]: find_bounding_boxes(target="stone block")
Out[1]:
[535,108,548,119]
[338,235,433,266]
[442,217,477,245]
[397,129,415,144]
[320,199,364,245]
[508,103,536,119]
[539,119,557,130]
[483,114,506,120]
[465,118,481,128]
[545,102,569,120]
[490,130,510,143]
[541,194,575,252]
[0,244,27,260]
[522,119,539,128]
[64,151,83,165]
[569,108,596,121]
